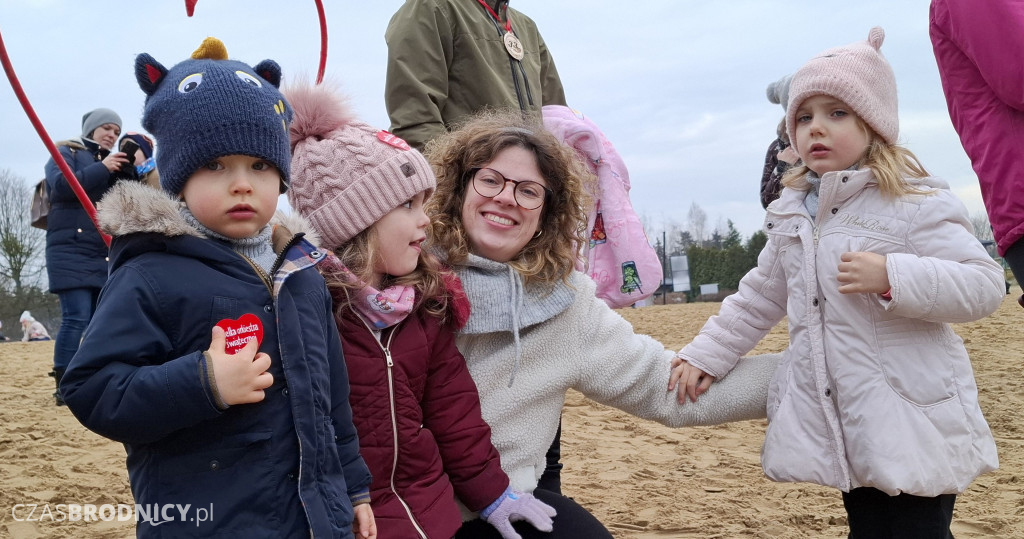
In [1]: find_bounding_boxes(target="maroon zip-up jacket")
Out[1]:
[335,279,508,538]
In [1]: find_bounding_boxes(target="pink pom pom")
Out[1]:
[283,81,356,149]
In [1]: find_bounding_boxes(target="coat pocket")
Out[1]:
[319,417,355,529]
[153,431,277,536]
[874,319,957,406]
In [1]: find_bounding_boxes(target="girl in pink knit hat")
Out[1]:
[674,27,1003,538]
[284,81,556,539]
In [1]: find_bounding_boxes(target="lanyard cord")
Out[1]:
[476,0,512,34]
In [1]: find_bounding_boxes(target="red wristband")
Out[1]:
[880,288,892,300]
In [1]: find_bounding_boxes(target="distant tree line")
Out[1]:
[644,201,998,301]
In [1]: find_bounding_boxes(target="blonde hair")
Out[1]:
[782,117,930,198]
[424,109,594,287]
[321,225,452,321]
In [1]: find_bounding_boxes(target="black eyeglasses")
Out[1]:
[468,167,552,210]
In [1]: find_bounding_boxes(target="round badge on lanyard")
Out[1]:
[477,0,525,61]
[503,31,524,60]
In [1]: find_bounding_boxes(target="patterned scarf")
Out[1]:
[330,261,416,329]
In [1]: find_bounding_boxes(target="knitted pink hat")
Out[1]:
[786,27,898,152]
[284,82,435,249]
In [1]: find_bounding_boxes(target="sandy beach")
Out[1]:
[1,291,1020,538]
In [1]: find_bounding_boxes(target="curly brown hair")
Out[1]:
[423,109,594,287]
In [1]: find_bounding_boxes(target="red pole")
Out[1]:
[315,0,328,84]
[185,0,328,84]
[0,27,111,247]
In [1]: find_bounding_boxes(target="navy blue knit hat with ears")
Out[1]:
[135,37,293,195]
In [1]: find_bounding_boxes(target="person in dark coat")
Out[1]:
[60,38,375,538]
[43,107,130,405]
[286,81,555,539]
[760,74,801,209]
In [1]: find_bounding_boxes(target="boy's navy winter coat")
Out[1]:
[61,183,371,538]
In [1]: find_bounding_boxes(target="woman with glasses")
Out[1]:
[426,109,780,538]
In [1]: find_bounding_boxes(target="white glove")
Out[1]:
[481,487,557,539]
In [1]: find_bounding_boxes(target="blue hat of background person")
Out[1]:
[81,108,122,140]
[120,132,155,159]
[134,37,292,195]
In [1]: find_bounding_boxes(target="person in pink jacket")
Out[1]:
[930,0,1024,306]
[673,28,1003,538]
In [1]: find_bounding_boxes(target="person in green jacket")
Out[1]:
[384,0,567,152]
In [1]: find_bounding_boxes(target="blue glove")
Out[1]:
[481,486,557,539]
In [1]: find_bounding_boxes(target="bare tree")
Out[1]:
[969,211,994,243]
[687,202,707,247]
[0,169,46,297]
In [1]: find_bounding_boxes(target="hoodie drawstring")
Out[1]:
[507,264,523,387]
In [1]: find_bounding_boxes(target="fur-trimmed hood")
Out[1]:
[98,181,321,244]
[97,181,322,271]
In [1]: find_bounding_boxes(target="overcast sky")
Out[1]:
[0,0,981,240]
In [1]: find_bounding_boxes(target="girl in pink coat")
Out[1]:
[673,28,1003,538]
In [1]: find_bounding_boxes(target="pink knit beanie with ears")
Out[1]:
[283,81,435,249]
[786,27,898,153]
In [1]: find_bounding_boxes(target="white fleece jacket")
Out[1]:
[454,254,779,494]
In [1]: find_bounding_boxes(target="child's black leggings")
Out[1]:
[842,486,956,539]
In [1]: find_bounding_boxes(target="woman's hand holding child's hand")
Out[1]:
[669,356,716,404]
[836,251,890,294]
[208,326,274,406]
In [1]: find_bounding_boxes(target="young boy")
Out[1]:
[60,38,376,538]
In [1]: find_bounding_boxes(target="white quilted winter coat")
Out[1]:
[678,168,1003,496]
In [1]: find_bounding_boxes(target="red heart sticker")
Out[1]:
[215,313,264,355]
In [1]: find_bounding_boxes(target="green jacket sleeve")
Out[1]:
[538,35,566,106]
[384,0,453,151]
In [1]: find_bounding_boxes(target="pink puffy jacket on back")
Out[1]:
[542,105,662,308]
[930,0,1024,256]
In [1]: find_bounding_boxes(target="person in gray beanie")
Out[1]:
[42,105,129,406]
[80,108,122,144]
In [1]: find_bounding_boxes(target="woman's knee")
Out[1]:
[533,489,613,538]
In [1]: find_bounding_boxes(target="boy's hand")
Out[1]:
[837,251,890,294]
[669,356,715,404]
[207,326,273,406]
[353,503,377,539]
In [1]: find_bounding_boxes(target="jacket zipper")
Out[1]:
[241,255,275,296]
[240,247,315,532]
[359,318,428,538]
